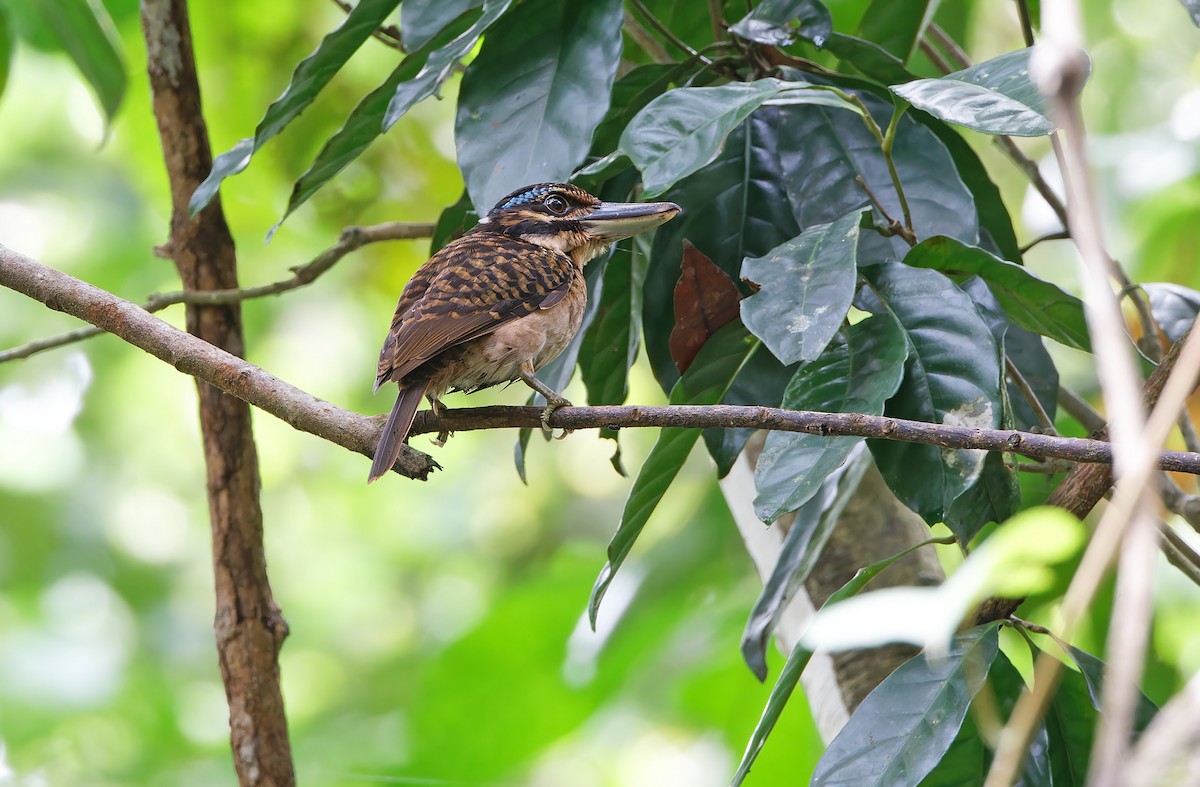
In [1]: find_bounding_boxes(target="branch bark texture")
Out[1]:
[141,1,294,783]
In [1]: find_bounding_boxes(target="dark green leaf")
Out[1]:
[741,210,863,366]
[430,190,478,254]
[533,250,610,398]
[645,110,802,394]
[34,0,126,124]
[855,0,936,62]
[904,236,1090,351]
[753,311,907,522]
[891,48,1064,137]
[1066,645,1158,733]
[580,243,644,406]
[1145,282,1200,343]
[729,0,833,47]
[865,263,1003,523]
[191,0,401,216]
[944,451,1019,543]
[733,534,949,786]
[701,348,796,477]
[775,90,978,259]
[812,624,1001,786]
[588,322,756,626]
[383,0,512,131]
[825,32,915,85]
[400,0,481,51]
[588,63,691,158]
[622,79,861,198]
[1044,652,1098,785]
[914,111,1022,263]
[456,0,624,210]
[1181,0,1200,27]
[740,444,871,681]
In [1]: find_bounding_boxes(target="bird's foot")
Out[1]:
[540,393,574,439]
[426,395,452,446]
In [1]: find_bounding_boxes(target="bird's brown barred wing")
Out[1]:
[376,235,575,387]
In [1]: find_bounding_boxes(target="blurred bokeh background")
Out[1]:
[0,0,1198,784]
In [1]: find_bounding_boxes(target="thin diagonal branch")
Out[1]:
[0,221,433,364]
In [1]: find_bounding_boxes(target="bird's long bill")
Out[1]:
[580,200,681,242]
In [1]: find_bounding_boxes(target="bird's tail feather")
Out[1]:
[368,382,429,483]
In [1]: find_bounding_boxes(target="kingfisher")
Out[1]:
[369,183,680,482]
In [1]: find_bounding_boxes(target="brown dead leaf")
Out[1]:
[669,240,742,374]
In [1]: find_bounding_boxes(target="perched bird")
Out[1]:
[369,182,680,482]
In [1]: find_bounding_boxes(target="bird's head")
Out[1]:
[478,183,681,265]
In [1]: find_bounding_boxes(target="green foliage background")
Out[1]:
[0,0,1198,784]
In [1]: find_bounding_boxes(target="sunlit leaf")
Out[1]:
[622,79,861,197]
[811,624,1001,786]
[400,0,481,51]
[904,235,1090,351]
[865,263,1003,523]
[34,0,126,126]
[741,210,863,366]
[191,0,401,216]
[456,0,623,211]
[729,0,833,47]
[891,48,1070,137]
[383,0,512,131]
[752,311,907,522]
[588,322,756,626]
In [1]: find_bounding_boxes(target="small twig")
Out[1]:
[623,9,672,63]
[917,38,955,74]
[1006,357,1058,434]
[1019,230,1070,253]
[994,136,1070,231]
[1159,521,1200,587]
[928,24,971,69]
[1018,457,1075,474]
[1179,411,1200,454]
[1015,0,1037,47]
[0,221,434,364]
[1161,473,1200,532]
[880,103,915,239]
[707,0,724,42]
[329,0,404,51]
[1057,384,1107,434]
[628,0,707,61]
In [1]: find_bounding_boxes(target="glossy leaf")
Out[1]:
[588,63,689,159]
[383,0,513,131]
[1145,282,1200,343]
[866,263,1003,523]
[729,0,833,47]
[740,444,871,681]
[670,241,742,374]
[741,210,863,366]
[430,190,478,254]
[753,311,907,523]
[191,0,401,216]
[456,0,624,211]
[400,0,481,51]
[775,89,978,259]
[588,322,756,626]
[812,624,1001,786]
[904,235,1090,351]
[35,0,126,125]
[855,0,936,62]
[733,531,941,786]
[825,33,915,85]
[1044,651,1099,784]
[645,110,802,393]
[702,346,797,478]
[622,79,861,198]
[1182,0,1200,27]
[580,244,645,406]
[1066,645,1159,732]
[892,48,1062,137]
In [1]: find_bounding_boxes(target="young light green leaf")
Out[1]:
[588,322,756,626]
[729,0,832,47]
[810,625,1002,787]
[904,235,1090,351]
[35,0,126,125]
[891,48,1078,137]
[741,209,863,366]
[752,310,907,523]
[400,0,481,51]
[383,0,512,131]
[621,79,860,197]
[191,0,401,216]
[865,263,1003,523]
[732,534,955,786]
[456,0,623,211]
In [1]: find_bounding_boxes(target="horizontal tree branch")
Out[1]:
[0,221,434,364]
[6,243,1200,481]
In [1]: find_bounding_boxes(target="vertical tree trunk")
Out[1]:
[140,2,294,784]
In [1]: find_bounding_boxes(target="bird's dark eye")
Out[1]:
[543,195,569,215]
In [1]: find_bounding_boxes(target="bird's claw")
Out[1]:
[540,395,573,440]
